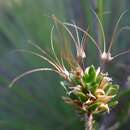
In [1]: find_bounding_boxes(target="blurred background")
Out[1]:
[0,0,130,130]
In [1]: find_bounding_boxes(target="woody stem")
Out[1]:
[85,113,93,130]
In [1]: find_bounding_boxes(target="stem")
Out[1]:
[85,113,93,130]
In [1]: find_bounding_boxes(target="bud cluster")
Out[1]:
[61,65,119,115]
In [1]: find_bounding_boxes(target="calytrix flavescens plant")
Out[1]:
[9,10,130,130]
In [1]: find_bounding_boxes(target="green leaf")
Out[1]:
[82,75,89,84]
[83,81,99,93]
[75,92,87,103]
[108,101,118,107]
[106,84,119,96]
[83,65,96,84]
[88,102,100,112]
[96,75,103,84]
[88,65,96,80]
[90,81,99,93]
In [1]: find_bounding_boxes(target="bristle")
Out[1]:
[64,22,102,54]
[14,49,62,72]
[27,40,57,63]
[50,26,61,65]
[27,40,47,55]
[52,15,81,68]
[63,38,79,68]
[113,49,130,59]
[9,68,58,88]
[91,9,106,52]
[52,15,78,50]
[72,21,80,47]
[108,10,127,53]
[81,29,88,49]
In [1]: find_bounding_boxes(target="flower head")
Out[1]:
[61,65,119,115]
[10,13,129,116]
